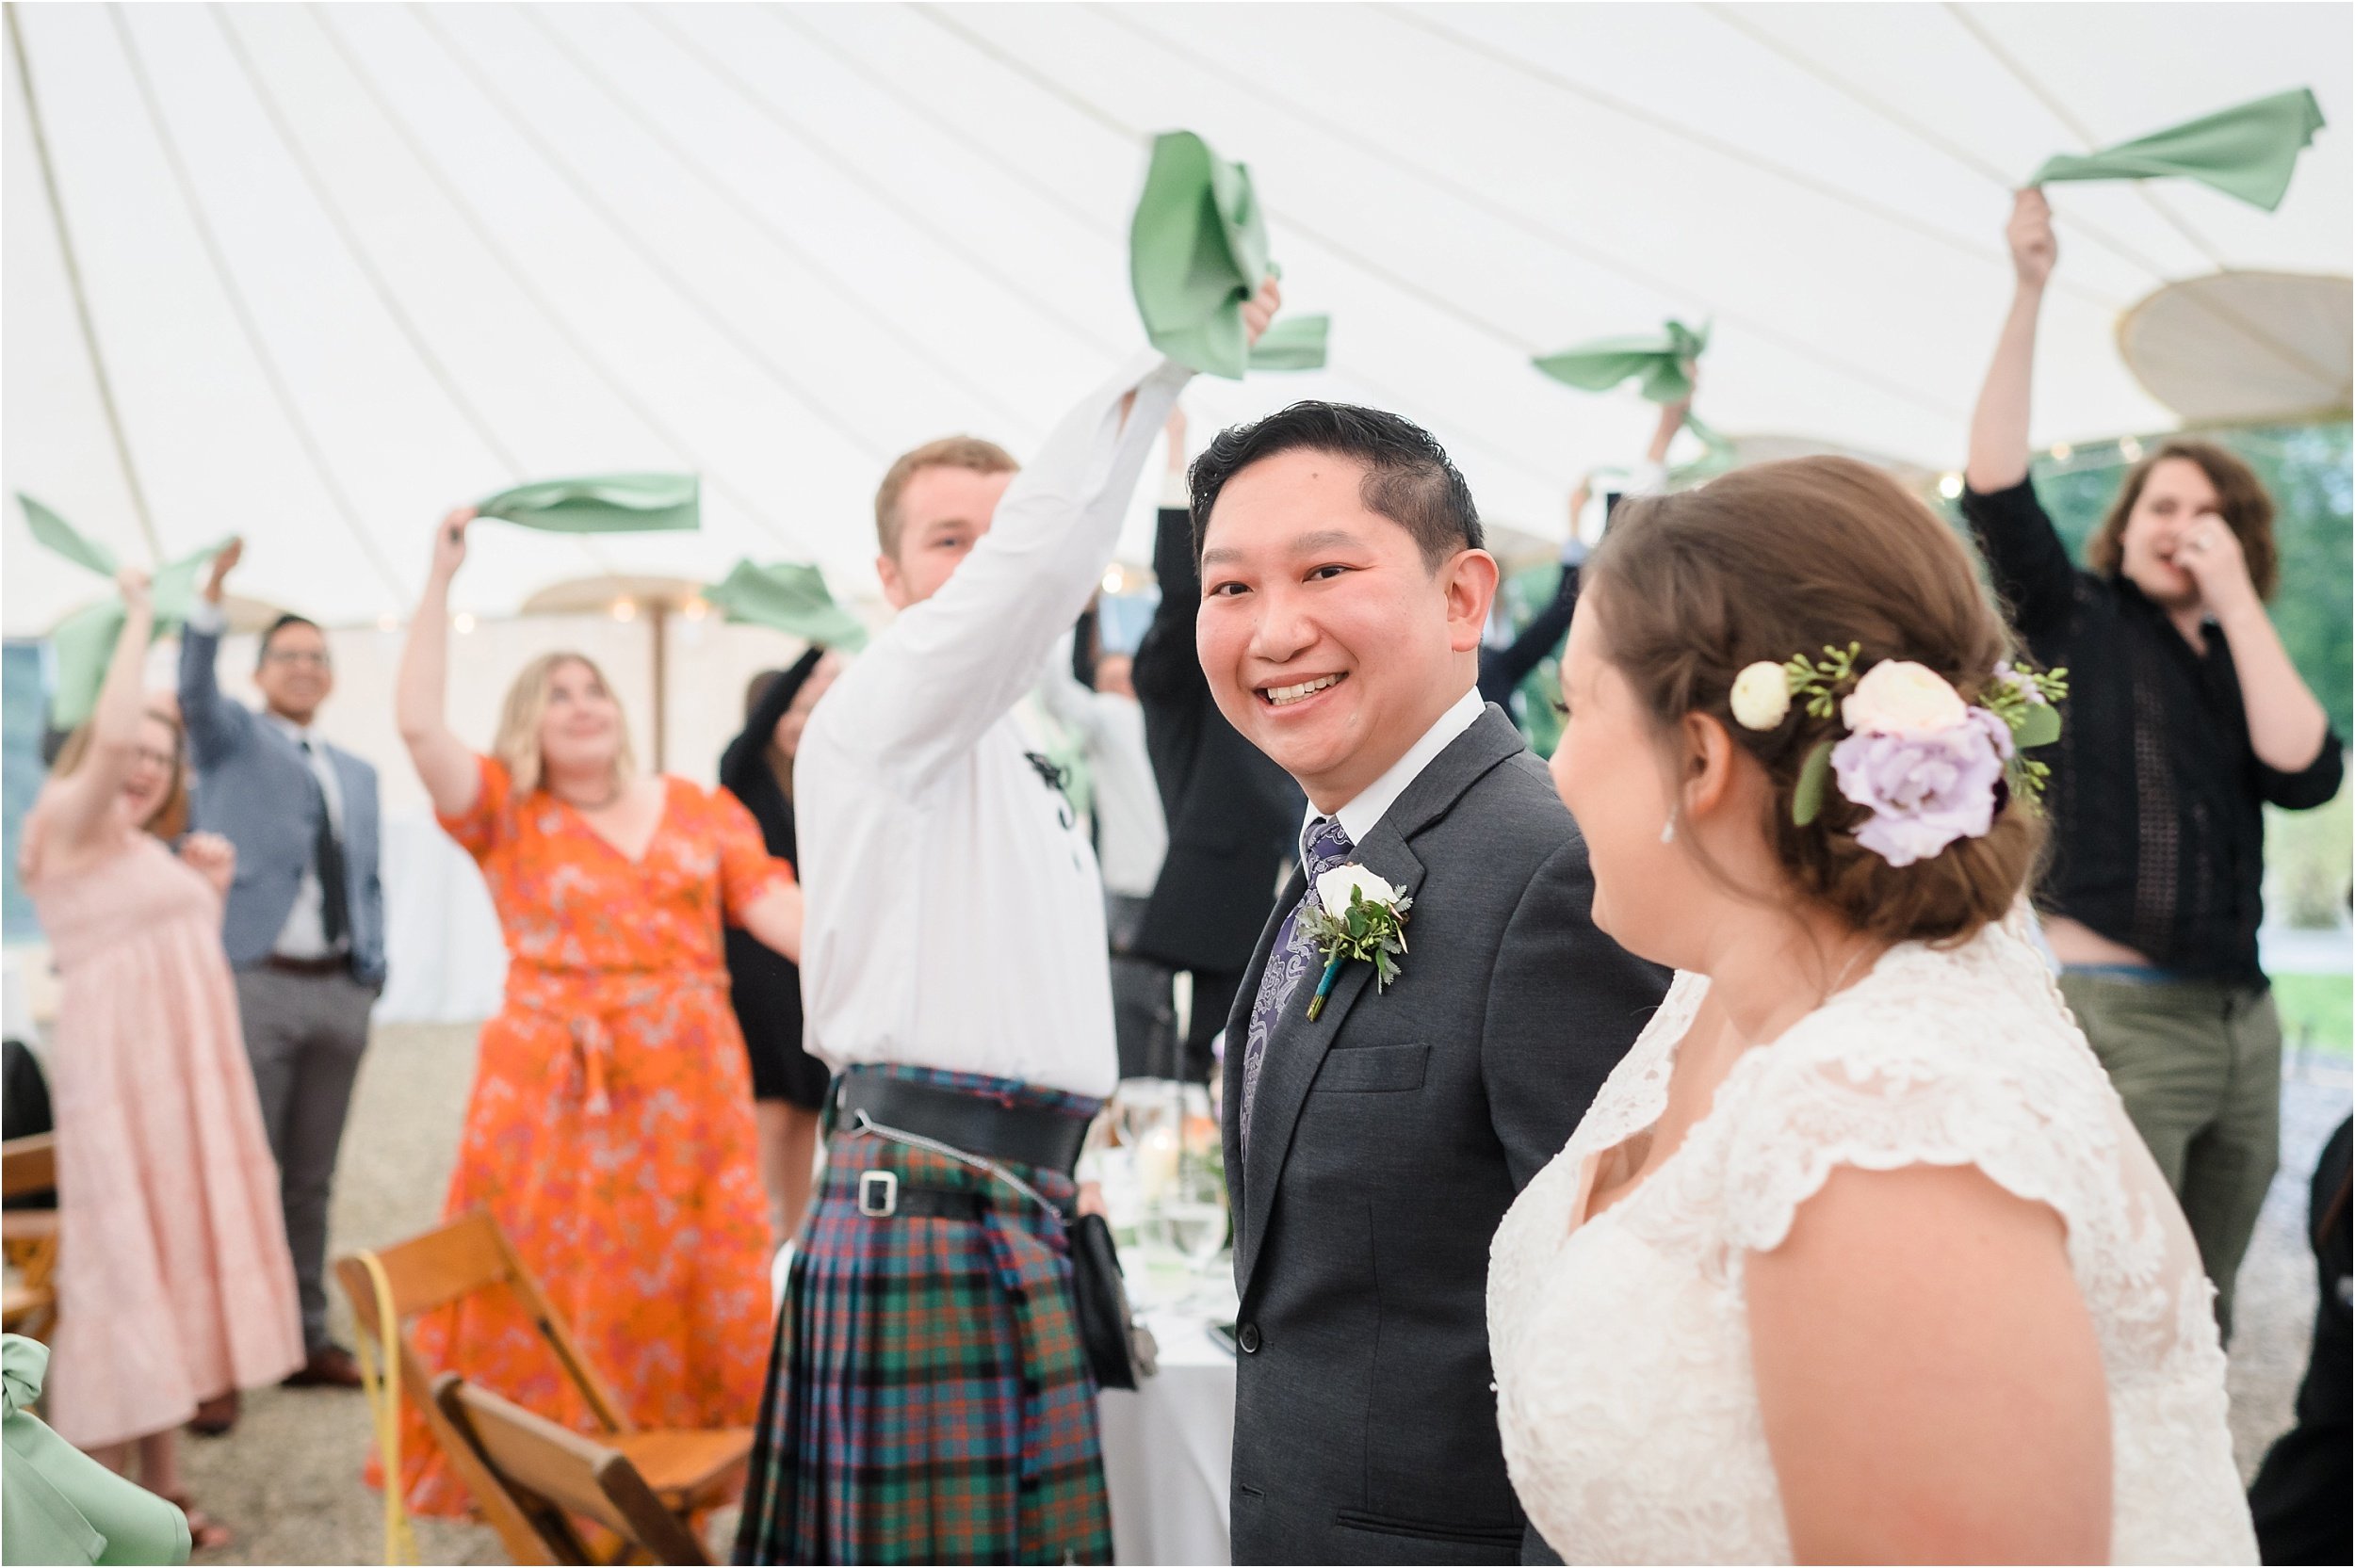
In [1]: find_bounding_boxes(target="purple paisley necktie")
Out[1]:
[1239,816,1356,1151]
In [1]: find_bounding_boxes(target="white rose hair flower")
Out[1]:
[1841,659,1970,737]
[1729,662,1792,731]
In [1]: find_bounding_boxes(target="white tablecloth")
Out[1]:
[1098,1276,1239,1566]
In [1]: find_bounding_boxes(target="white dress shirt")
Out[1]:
[1305,686,1487,875]
[795,351,1193,1098]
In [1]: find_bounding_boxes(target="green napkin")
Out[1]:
[476,473,700,533]
[2031,88,2325,212]
[1533,318,1709,403]
[1130,130,1272,380]
[1249,314,1329,372]
[5,1335,190,1566]
[17,493,120,576]
[705,560,869,652]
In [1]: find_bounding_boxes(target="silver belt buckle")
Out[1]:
[857,1170,899,1218]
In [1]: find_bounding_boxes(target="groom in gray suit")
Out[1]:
[180,539,383,1399]
[1192,404,1666,1564]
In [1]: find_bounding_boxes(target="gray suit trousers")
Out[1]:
[235,967,373,1351]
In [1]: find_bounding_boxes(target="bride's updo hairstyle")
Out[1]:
[1584,456,2043,946]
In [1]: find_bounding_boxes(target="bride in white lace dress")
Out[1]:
[1489,458,2255,1564]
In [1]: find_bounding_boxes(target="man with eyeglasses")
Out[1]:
[178,539,385,1423]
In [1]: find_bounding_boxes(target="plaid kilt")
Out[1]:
[734,1067,1113,1566]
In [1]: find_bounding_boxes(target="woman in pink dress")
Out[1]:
[19,569,304,1548]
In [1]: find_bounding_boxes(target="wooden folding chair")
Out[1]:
[334,1208,751,1566]
[2,1135,60,1339]
[436,1375,712,1566]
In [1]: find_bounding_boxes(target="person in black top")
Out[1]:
[718,647,843,1243]
[2247,1114,2350,1565]
[1963,187,2344,1336]
[1132,406,1307,1083]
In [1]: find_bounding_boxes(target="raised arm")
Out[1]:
[1967,190,2055,495]
[1959,190,2078,638]
[37,570,158,859]
[815,293,1275,792]
[179,537,257,768]
[1133,408,1205,708]
[2173,516,2339,780]
[396,509,483,817]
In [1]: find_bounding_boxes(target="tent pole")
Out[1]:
[650,602,669,775]
[8,5,163,561]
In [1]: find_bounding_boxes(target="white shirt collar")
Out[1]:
[1301,686,1486,868]
[264,712,315,746]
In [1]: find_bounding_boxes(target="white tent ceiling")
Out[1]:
[6,2,2349,634]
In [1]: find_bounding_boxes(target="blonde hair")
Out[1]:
[53,704,190,841]
[493,652,635,797]
[873,435,1018,558]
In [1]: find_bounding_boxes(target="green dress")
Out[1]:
[1,1336,189,1566]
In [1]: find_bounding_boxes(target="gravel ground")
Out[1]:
[175,1022,2351,1566]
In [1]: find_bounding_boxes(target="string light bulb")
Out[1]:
[2118,436,2144,461]
[611,599,638,622]
[453,612,477,635]
[2050,443,2072,461]
[377,612,398,632]
[1101,567,1124,595]
[1937,473,1964,500]
[681,596,709,622]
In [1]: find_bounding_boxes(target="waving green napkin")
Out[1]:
[706,560,869,652]
[1533,318,1709,403]
[1131,130,1273,380]
[5,1335,190,1566]
[2031,88,2325,212]
[17,493,120,576]
[22,495,229,730]
[1248,314,1329,372]
[476,473,700,533]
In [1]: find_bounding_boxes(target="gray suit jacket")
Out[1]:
[1222,706,1667,1565]
[178,622,385,986]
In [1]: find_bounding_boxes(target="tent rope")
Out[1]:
[406,4,891,469]
[8,6,165,563]
[210,5,619,585]
[108,6,411,608]
[303,4,802,554]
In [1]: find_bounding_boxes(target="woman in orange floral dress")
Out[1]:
[375,509,805,1513]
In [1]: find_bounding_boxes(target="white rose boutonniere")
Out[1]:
[1298,865,1414,1020]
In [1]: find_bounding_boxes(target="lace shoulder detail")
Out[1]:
[1566,969,1706,1160]
[1714,933,2131,1264]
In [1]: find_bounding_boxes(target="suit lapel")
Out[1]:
[1234,826,1425,1292]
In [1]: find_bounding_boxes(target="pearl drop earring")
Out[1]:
[1659,815,1677,845]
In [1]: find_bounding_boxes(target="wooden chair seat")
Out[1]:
[612,1428,754,1512]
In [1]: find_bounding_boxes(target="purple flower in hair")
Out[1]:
[1830,707,2015,867]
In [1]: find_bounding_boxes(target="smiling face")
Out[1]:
[535,657,625,781]
[2117,456,2224,611]
[121,712,182,830]
[255,620,333,725]
[878,464,1017,610]
[1195,447,1495,813]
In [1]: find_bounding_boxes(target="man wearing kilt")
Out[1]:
[736,281,1284,1565]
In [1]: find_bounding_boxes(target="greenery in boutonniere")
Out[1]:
[1299,865,1413,1021]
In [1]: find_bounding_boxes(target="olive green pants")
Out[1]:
[2058,970,2281,1340]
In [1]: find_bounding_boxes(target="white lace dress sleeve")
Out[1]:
[1487,919,2258,1565]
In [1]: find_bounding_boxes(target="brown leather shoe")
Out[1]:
[282,1345,366,1389]
[189,1390,240,1436]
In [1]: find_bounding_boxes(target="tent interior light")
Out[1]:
[1937,473,1964,499]
[2119,436,2145,461]
[1101,568,1124,595]
[2050,443,2073,461]
[681,597,709,621]
[377,612,398,632]
[611,599,638,622]
[453,612,477,635]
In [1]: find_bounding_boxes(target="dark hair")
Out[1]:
[1586,457,2043,948]
[257,613,326,667]
[2087,438,2278,599]
[1189,401,1483,569]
